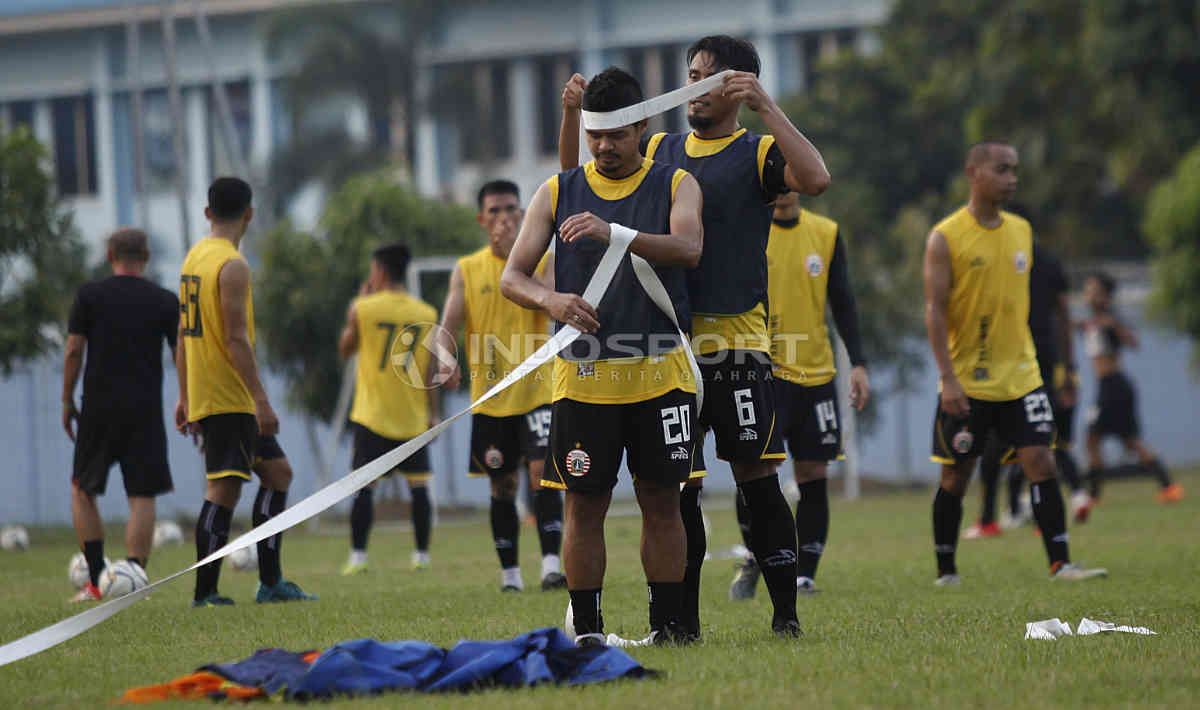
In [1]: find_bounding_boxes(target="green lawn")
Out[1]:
[1,470,1197,708]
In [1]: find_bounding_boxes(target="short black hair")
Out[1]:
[477,180,520,210]
[207,177,252,221]
[686,35,761,76]
[582,67,644,114]
[1088,271,1117,297]
[966,140,1014,167]
[372,242,411,283]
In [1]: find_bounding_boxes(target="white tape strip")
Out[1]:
[581,70,733,131]
[0,230,639,668]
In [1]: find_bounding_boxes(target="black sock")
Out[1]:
[978,439,1002,526]
[1006,465,1023,517]
[252,487,286,587]
[83,539,105,587]
[735,490,754,552]
[533,488,563,557]
[737,476,798,626]
[194,500,232,601]
[126,556,146,569]
[794,478,829,580]
[568,588,603,636]
[1056,449,1083,492]
[1030,479,1070,569]
[350,487,374,552]
[1087,465,1103,498]
[679,485,705,635]
[490,497,520,569]
[932,487,962,576]
[411,486,431,552]
[647,581,684,631]
[1147,458,1173,488]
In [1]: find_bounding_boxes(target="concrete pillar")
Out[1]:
[753,0,780,99]
[509,57,536,169]
[414,62,438,197]
[185,88,206,236]
[249,35,272,168]
[93,35,118,231]
[33,100,53,159]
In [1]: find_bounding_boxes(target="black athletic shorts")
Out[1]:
[468,405,551,477]
[1087,372,1139,439]
[775,378,842,462]
[697,350,785,463]
[72,410,173,497]
[198,413,286,481]
[931,386,1057,465]
[545,389,697,493]
[352,423,431,481]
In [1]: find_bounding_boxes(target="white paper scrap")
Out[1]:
[1024,618,1074,640]
[1077,617,1157,636]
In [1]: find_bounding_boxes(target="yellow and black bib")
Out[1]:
[767,210,839,386]
[349,290,438,440]
[935,207,1042,401]
[459,246,553,417]
[179,236,256,421]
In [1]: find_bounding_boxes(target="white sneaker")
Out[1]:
[1052,563,1108,581]
[500,567,524,592]
[1070,491,1094,524]
[934,574,961,587]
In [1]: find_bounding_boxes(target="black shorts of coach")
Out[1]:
[1087,372,1140,439]
[697,349,786,463]
[199,413,287,481]
[73,408,174,497]
[1037,354,1076,446]
[352,423,432,482]
[468,405,551,478]
[931,386,1057,465]
[545,389,698,493]
[775,378,843,462]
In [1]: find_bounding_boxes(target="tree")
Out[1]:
[256,172,479,423]
[1143,142,1200,361]
[0,127,87,374]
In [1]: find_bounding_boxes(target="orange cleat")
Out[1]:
[1156,483,1185,504]
[70,582,102,603]
[963,521,1002,540]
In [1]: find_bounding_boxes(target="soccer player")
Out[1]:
[340,242,440,574]
[437,180,565,592]
[924,143,1107,584]
[503,67,703,645]
[177,177,316,606]
[729,192,869,600]
[560,35,830,638]
[1081,272,1183,503]
[966,238,1092,538]
[62,228,178,602]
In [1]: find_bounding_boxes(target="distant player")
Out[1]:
[437,180,565,592]
[62,228,178,602]
[505,67,704,645]
[1081,272,1183,503]
[923,142,1106,584]
[730,192,869,600]
[559,34,830,638]
[177,177,316,606]
[966,240,1092,538]
[339,243,440,574]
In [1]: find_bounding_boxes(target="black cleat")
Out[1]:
[540,572,567,590]
[574,633,607,648]
[772,618,803,638]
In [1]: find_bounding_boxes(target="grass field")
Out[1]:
[2,470,1197,708]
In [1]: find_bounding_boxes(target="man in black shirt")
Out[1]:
[62,228,179,601]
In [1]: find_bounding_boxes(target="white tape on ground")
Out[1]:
[581,70,733,131]
[0,230,637,668]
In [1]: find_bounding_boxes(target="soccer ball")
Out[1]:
[229,544,258,572]
[98,560,149,598]
[152,520,184,548]
[0,525,30,551]
[68,552,111,589]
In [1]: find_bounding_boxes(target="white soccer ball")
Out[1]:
[68,552,112,589]
[229,544,258,572]
[564,601,575,642]
[99,560,149,598]
[0,525,30,551]
[152,520,184,548]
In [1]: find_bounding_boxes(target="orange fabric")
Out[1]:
[119,671,264,704]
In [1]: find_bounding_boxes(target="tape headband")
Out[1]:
[581,69,733,131]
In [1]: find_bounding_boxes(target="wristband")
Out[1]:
[609,223,637,248]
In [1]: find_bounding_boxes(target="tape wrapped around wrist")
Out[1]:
[609,223,638,246]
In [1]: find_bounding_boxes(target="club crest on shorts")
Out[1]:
[484,446,504,469]
[577,361,595,378]
[952,428,974,454]
[1014,251,1029,273]
[565,448,591,477]
[805,253,823,277]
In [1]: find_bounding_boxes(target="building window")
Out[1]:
[142,89,177,192]
[536,53,578,155]
[207,80,252,176]
[8,101,35,132]
[489,62,511,160]
[51,95,98,196]
[455,61,512,164]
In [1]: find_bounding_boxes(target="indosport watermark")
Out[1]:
[390,326,819,389]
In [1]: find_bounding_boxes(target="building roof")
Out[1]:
[0,0,342,36]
